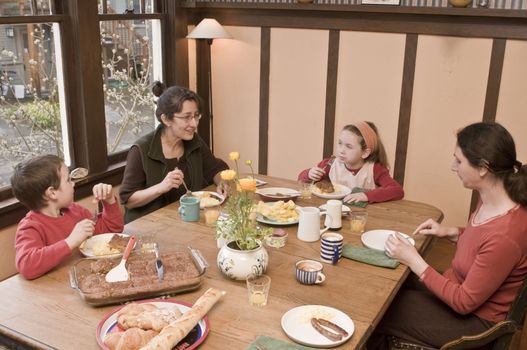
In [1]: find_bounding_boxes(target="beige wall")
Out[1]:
[189,27,526,227]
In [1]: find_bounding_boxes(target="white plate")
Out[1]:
[256,187,301,201]
[184,191,225,209]
[318,203,351,216]
[361,229,415,251]
[79,233,133,258]
[312,184,351,199]
[256,213,299,226]
[96,300,209,350]
[281,305,354,348]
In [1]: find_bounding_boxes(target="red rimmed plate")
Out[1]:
[96,299,210,350]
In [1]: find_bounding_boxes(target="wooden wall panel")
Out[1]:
[335,31,406,174]
[405,35,493,226]
[496,40,527,164]
[267,28,329,180]
[212,26,261,169]
[187,25,197,91]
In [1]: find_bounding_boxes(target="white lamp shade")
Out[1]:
[186,18,232,40]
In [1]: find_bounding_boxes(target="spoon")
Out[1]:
[181,178,193,197]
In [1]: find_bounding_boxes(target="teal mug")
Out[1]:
[179,197,200,222]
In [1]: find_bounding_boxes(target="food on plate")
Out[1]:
[192,192,221,208]
[108,234,130,251]
[87,234,129,256]
[141,288,226,350]
[92,240,120,256]
[76,251,201,302]
[257,200,299,222]
[310,317,349,342]
[104,328,158,350]
[313,180,335,194]
[117,303,183,331]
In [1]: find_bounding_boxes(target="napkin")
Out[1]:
[342,244,400,269]
[245,335,317,350]
[343,187,368,208]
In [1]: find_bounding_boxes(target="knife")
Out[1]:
[154,243,164,281]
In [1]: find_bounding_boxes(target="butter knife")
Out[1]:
[154,243,164,281]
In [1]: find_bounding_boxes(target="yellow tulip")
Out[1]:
[245,160,252,166]
[238,178,257,192]
[220,169,236,181]
[229,152,240,161]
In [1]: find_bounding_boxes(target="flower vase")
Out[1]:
[217,241,268,280]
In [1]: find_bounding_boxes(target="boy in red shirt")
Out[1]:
[11,155,124,279]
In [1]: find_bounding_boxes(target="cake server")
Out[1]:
[154,242,164,281]
[105,235,136,283]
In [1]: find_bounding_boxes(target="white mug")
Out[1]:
[297,207,332,242]
[324,200,342,230]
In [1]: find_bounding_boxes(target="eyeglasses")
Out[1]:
[173,113,202,123]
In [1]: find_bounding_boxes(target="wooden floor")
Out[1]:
[424,239,526,350]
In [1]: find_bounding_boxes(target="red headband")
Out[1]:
[354,121,378,153]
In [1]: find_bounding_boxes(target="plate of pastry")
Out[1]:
[183,191,225,209]
[281,304,354,348]
[311,181,351,200]
[79,233,134,258]
[256,200,300,225]
[96,299,209,350]
[361,229,415,251]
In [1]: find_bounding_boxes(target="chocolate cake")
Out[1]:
[73,251,204,305]
[107,234,130,251]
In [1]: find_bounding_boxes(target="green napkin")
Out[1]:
[343,187,368,208]
[245,335,317,350]
[342,244,400,269]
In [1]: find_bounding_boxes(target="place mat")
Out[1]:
[343,187,368,208]
[245,335,317,350]
[342,244,400,269]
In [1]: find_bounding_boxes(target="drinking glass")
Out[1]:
[204,205,221,226]
[246,274,271,307]
[350,211,368,233]
[298,181,312,200]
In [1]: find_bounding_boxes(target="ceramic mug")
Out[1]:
[297,207,332,242]
[295,259,326,285]
[320,232,343,264]
[179,197,200,222]
[324,200,342,230]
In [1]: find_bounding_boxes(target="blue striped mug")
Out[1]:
[295,259,326,285]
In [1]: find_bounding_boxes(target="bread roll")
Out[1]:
[104,328,158,350]
[118,303,182,331]
[140,288,226,350]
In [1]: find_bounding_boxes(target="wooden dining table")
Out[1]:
[0,175,443,350]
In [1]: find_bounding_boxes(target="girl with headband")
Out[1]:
[297,121,403,205]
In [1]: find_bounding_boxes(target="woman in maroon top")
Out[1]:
[367,122,527,349]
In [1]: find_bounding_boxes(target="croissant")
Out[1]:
[118,303,182,332]
[103,328,158,350]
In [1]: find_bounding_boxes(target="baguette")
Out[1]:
[140,288,226,350]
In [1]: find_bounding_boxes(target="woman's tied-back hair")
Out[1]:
[343,121,389,168]
[151,81,201,125]
[11,154,63,211]
[457,122,527,206]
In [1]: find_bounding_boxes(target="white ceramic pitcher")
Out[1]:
[297,207,332,242]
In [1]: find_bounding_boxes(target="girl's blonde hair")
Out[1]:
[343,122,389,168]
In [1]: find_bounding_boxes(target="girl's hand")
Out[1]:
[159,168,184,193]
[92,183,115,204]
[385,232,428,277]
[65,219,95,249]
[344,192,368,204]
[308,167,325,182]
[217,181,228,197]
[412,219,459,241]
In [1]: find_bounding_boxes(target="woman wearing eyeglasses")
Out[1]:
[120,81,229,223]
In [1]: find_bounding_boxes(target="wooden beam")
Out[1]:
[393,33,418,187]
[258,27,271,175]
[323,30,339,159]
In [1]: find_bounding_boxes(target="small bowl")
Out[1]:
[255,187,300,202]
[265,233,288,248]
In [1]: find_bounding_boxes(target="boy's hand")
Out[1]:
[308,167,325,182]
[92,183,115,204]
[65,219,95,249]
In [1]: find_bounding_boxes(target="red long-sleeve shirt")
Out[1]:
[298,158,404,203]
[15,199,124,280]
[421,205,527,323]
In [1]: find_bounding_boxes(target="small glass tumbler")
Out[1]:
[204,205,221,226]
[139,232,156,252]
[299,181,312,200]
[246,274,271,307]
[350,211,368,233]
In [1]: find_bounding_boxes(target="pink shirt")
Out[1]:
[15,199,124,280]
[421,205,527,322]
[297,158,404,203]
